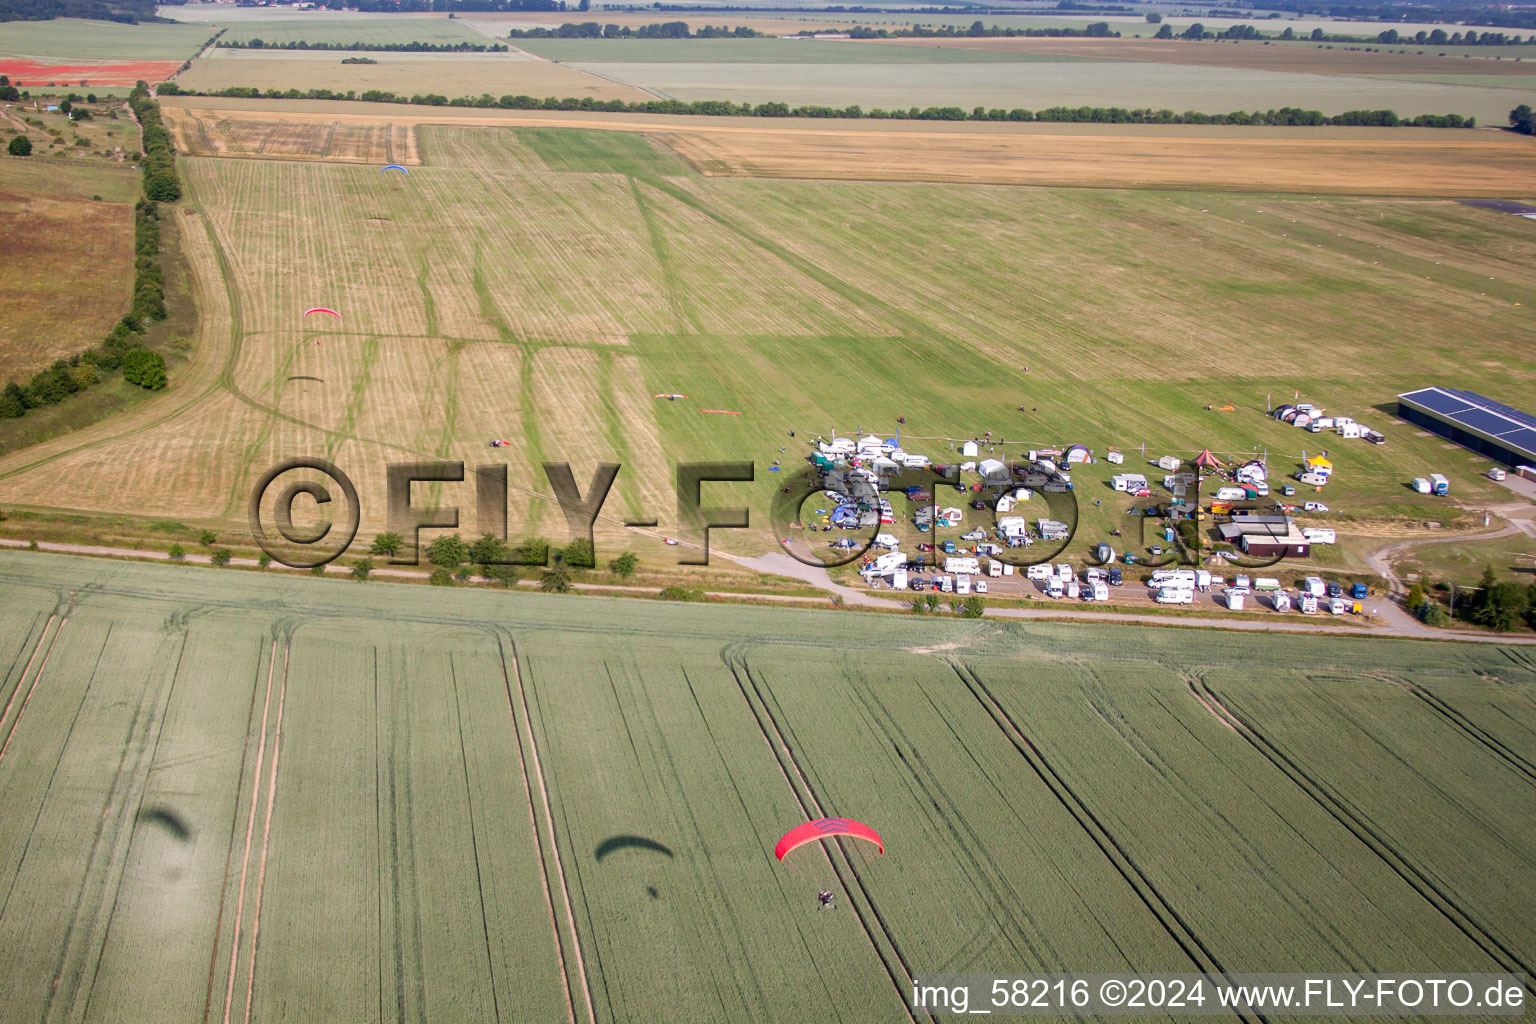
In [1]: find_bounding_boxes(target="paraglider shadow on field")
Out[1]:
[595,835,674,862]
[137,806,192,841]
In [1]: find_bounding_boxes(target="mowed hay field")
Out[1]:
[0,188,132,379]
[175,52,653,104]
[0,552,1532,1023]
[0,112,1534,565]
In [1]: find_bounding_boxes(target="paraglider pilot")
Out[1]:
[818,890,835,910]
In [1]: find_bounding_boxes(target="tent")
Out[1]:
[1193,449,1223,471]
[1064,444,1090,464]
[978,458,1008,482]
[1306,455,1333,478]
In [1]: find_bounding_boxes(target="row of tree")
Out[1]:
[1154,21,1536,43]
[848,20,1117,38]
[508,21,761,38]
[157,83,1478,128]
[215,39,509,52]
[358,531,640,590]
[128,82,180,202]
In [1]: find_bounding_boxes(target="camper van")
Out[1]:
[955,576,971,596]
[1090,580,1109,602]
[1026,563,1053,581]
[1411,477,1432,494]
[1046,576,1065,599]
[873,551,907,574]
[939,576,953,593]
[945,557,980,575]
[1302,527,1336,544]
[1149,568,1198,588]
[1429,473,1450,496]
[1297,472,1329,487]
[1299,593,1319,614]
[1226,588,1247,610]
[1254,577,1281,592]
[1489,467,1508,482]
[1329,597,1346,615]
[1155,586,1194,605]
[1303,576,1327,598]
[902,454,931,470]
[1271,590,1291,613]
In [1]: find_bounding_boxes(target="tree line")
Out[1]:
[156,81,1477,127]
[508,21,762,38]
[2,82,174,421]
[848,20,1119,37]
[215,39,509,52]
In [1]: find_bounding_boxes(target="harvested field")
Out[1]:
[211,17,494,47]
[0,189,132,379]
[0,552,1531,1022]
[0,58,182,87]
[511,37,1103,63]
[173,53,654,103]
[164,109,420,164]
[867,35,1536,78]
[655,123,1536,194]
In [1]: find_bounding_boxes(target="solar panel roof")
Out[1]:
[1399,388,1536,457]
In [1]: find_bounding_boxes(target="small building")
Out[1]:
[1217,515,1311,558]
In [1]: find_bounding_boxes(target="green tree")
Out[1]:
[1145,11,1162,21]
[1422,602,1450,627]
[425,533,469,569]
[0,382,25,418]
[369,532,402,557]
[960,595,985,618]
[1154,23,1173,38]
[198,529,217,546]
[210,549,232,567]
[122,349,167,390]
[7,135,31,157]
[911,598,926,613]
[167,543,184,559]
[541,553,573,593]
[258,552,272,569]
[1476,564,1498,606]
[144,172,181,202]
[1510,104,1535,135]
[351,558,373,581]
[469,533,508,566]
[609,551,638,578]
[1474,582,1529,632]
[1405,582,1425,611]
[1181,22,1205,39]
[562,537,595,568]
[924,593,940,612]
[429,566,455,586]
[480,561,518,587]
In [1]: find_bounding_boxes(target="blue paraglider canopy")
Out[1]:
[382,164,410,175]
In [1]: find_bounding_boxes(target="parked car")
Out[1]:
[917,543,934,553]
[1108,568,1123,586]
[961,529,987,542]
[974,580,988,594]
[1304,501,1329,512]
[970,499,990,510]
[1326,581,1343,598]
[909,578,927,591]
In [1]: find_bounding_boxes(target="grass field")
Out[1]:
[0,18,215,61]
[175,53,652,103]
[211,17,501,48]
[0,551,1530,1022]
[563,59,1527,122]
[0,113,1532,577]
[0,188,131,379]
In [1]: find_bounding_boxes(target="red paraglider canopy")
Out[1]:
[775,818,883,860]
[303,307,342,320]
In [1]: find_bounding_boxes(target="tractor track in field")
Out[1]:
[1386,677,1536,786]
[495,633,594,1024]
[722,650,927,1024]
[1192,675,1536,993]
[202,640,273,1024]
[957,662,1265,1024]
[0,611,64,763]
[241,637,291,1024]
[449,658,504,1024]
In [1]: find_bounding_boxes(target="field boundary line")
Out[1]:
[202,639,272,1024]
[723,651,925,1024]
[242,637,291,1024]
[1196,676,1536,993]
[496,635,592,1024]
[219,639,279,1024]
[0,612,68,765]
[957,662,1267,1024]
[0,613,56,741]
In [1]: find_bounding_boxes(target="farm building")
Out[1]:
[1217,515,1311,558]
[1397,387,1536,467]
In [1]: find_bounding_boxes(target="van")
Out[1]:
[1489,467,1508,482]
[902,454,930,469]
[1047,577,1065,598]
[1254,577,1281,591]
[1303,576,1326,598]
[1299,593,1318,614]
[975,580,988,594]
[944,557,980,575]
[1226,588,1247,610]
[1329,598,1346,615]
[1298,472,1328,487]
[1302,527,1336,544]
[955,576,971,596]
[939,576,953,593]
[1026,563,1052,581]
[1411,477,1432,494]
[1155,587,1194,605]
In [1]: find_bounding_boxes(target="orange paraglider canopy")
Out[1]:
[775,818,883,860]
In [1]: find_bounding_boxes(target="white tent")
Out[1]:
[1064,444,1090,464]
[978,458,1008,482]
[961,441,980,458]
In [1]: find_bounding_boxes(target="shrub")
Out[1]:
[562,537,595,568]
[309,564,326,576]
[351,558,373,581]
[258,552,272,568]
[167,543,184,559]
[960,595,985,618]
[426,533,469,568]
[610,551,638,578]
[368,532,402,557]
[7,135,30,156]
[1422,602,1451,627]
[429,566,454,586]
[210,549,232,567]
[659,585,705,601]
[122,349,167,390]
[198,529,217,546]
